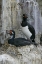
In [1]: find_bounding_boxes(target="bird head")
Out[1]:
[23,14,28,21]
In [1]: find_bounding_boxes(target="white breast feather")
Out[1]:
[21,26,32,39]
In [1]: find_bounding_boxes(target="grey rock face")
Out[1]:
[0,43,42,64]
[37,0,42,15]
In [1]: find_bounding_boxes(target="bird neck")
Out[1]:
[23,18,27,21]
[21,19,28,27]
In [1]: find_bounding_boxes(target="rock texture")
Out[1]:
[0,42,42,64]
[37,0,42,15]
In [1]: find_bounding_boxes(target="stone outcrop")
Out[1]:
[37,0,42,15]
[0,43,42,64]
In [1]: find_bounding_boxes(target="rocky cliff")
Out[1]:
[0,42,42,64]
[37,0,42,15]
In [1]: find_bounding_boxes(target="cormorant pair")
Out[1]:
[8,14,37,47]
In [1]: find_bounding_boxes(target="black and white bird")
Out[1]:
[8,30,37,47]
[21,14,35,42]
